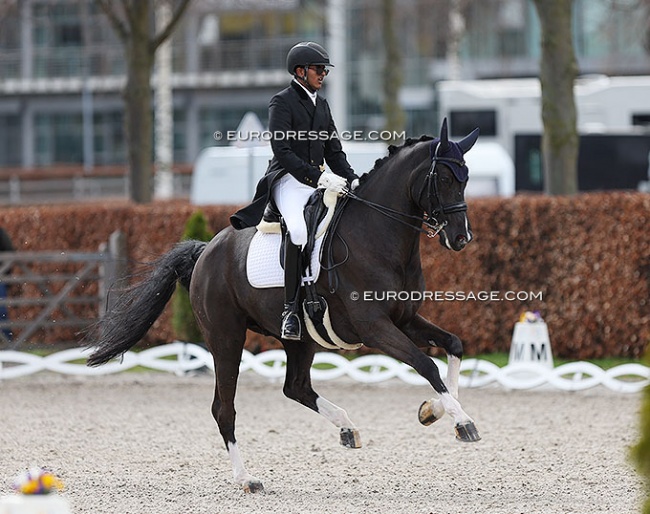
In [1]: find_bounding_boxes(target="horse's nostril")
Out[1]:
[456,234,467,243]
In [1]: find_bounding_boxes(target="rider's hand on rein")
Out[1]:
[317,173,348,195]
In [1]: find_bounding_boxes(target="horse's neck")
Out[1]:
[347,150,426,257]
[363,148,426,226]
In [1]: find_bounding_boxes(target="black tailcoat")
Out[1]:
[230,81,357,230]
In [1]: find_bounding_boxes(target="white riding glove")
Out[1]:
[350,178,360,191]
[317,173,348,195]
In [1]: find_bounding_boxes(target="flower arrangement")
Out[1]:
[12,468,64,495]
[519,311,543,323]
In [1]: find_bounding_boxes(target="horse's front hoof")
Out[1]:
[242,479,265,493]
[418,399,444,426]
[455,421,481,442]
[340,427,362,448]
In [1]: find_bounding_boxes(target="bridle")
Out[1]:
[345,140,468,239]
[325,141,467,292]
[421,140,469,230]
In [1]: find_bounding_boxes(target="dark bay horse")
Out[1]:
[87,119,481,493]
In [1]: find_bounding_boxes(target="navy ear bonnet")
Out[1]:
[429,138,469,183]
[428,118,479,183]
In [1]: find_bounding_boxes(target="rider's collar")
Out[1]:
[293,78,317,105]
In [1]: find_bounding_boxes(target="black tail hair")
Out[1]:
[86,240,207,367]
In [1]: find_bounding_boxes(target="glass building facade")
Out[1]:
[0,0,648,171]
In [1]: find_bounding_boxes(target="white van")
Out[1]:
[190,140,514,205]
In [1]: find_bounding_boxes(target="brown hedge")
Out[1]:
[1,192,648,359]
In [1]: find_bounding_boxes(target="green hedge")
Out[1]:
[1,192,648,358]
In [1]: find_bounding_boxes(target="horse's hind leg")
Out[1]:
[282,340,361,448]
[208,329,264,493]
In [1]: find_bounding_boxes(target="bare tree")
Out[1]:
[446,0,467,80]
[381,0,405,144]
[96,0,192,203]
[532,0,579,195]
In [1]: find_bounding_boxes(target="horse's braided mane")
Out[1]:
[360,134,434,183]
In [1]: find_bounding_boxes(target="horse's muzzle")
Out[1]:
[455,234,469,249]
[440,231,472,252]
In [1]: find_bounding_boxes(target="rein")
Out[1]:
[344,190,446,238]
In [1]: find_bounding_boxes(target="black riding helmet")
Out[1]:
[286,42,334,75]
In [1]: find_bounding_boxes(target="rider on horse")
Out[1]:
[230,42,360,341]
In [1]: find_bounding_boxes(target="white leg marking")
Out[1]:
[227,441,262,491]
[446,354,461,399]
[439,392,473,425]
[316,397,356,429]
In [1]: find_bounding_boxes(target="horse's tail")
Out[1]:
[86,240,207,367]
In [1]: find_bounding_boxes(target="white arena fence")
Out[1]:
[0,343,648,393]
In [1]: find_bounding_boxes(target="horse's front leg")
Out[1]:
[399,314,469,430]
[401,314,463,398]
[282,340,362,448]
[359,317,480,442]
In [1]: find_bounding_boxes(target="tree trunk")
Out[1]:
[382,0,405,144]
[532,0,579,195]
[124,5,155,204]
[97,0,192,204]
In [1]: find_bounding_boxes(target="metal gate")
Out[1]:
[0,231,126,350]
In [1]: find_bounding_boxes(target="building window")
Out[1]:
[35,113,83,166]
[33,2,84,77]
[199,107,268,148]
[0,115,22,166]
[632,114,650,128]
[450,110,497,138]
[93,111,125,166]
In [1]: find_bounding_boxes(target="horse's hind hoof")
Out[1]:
[455,421,481,442]
[418,399,444,426]
[243,479,265,493]
[340,427,362,448]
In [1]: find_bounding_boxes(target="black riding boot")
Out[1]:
[281,240,303,341]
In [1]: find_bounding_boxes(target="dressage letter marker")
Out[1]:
[508,320,554,368]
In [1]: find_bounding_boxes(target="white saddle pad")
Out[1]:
[246,189,339,289]
[246,231,325,289]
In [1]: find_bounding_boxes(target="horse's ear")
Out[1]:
[458,127,480,154]
[439,117,449,152]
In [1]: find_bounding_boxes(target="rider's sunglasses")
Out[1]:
[308,65,330,76]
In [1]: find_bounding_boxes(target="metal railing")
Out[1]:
[0,231,127,349]
[0,172,192,205]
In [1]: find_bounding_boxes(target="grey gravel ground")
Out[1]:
[0,372,644,514]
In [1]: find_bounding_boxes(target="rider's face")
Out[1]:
[297,65,327,92]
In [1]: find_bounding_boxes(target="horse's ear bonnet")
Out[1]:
[430,118,479,183]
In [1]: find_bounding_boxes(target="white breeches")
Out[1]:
[272,173,315,247]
